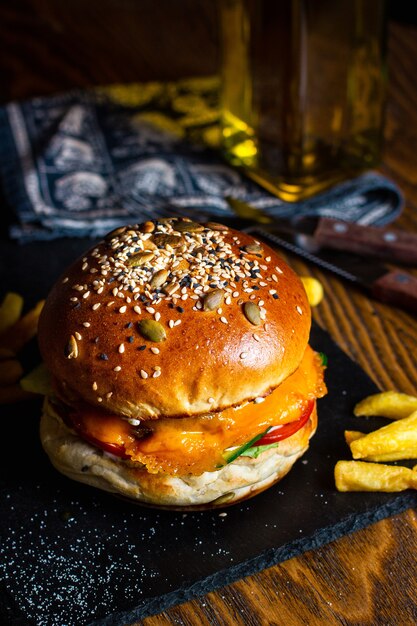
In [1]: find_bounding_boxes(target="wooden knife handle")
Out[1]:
[314,218,417,265]
[372,271,417,314]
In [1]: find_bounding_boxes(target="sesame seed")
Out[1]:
[106,392,113,399]
[240,352,248,359]
[154,365,161,371]
[62,277,69,284]
[225,296,231,305]
[70,297,78,302]
[296,305,303,315]
[128,418,140,426]
[220,316,228,324]
[150,347,160,354]
[119,305,127,314]
[113,365,122,372]
[107,301,114,307]
[276,266,284,274]
[269,289,277,295]
[83,322,91,327]
[174,319,182,326]
[169,320,175,328]
[92,382,98,391]
[152,370,161,378]
[146,306,155,314]
[272,274,278,282]
[134,305,141,314]
[259,281,267,287]
[82,262,88,271]
[253,333,261,342]
[232,291,239,298]
[140,369,148,379]
[118,343,125,353]
[254,397,265,404]
[83,291,90,299]
[97,397,103,402]
[92,303,101,310]
[258,300,264,306]
[112,288,118,297]
[154,312,161,321]
[265,256,271,262]
[208,397,215,403]
[75,332,82,341]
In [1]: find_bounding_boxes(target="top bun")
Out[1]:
[38,218,311,419]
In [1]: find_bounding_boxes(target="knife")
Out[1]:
[226,196,417,265]
[224,198,417,315]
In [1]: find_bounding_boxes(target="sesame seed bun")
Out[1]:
[38,219,310,420]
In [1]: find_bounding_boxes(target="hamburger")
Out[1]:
[38,217,326,509]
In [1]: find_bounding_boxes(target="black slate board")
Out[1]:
[1,238,417,626]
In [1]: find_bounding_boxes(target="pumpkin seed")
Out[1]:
[65,335,78,359]
[206,222,228,232]
[243,301,261,325]
[203,289,224,311]
[143,239,157,250]
[211,492,235,505]
[150,269,169,288]
[163,281,180,295]
[138,319,167,342]
[140,221,155,233]
[152,234,182,248]
[173,220,204,233]
[243,243,263,254]
[126,251,154,267]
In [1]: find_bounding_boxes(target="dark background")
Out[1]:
[0,0,416,104]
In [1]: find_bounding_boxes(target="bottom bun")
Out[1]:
[40,398,317,509]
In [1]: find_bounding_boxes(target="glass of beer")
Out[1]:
[219,0,387,201]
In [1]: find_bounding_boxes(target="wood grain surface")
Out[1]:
[1,3,417,624]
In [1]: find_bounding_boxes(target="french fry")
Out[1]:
[20,362,53,396]
[344,430,364,445]
[0,292,24,335]
[0,359,23,386]
[335,460,417,492]
[350,410,417,460]
[354,391,417,420]
[345,429,417,462]
[0,384,35,405]
[0,300,44,353]
[0,347,15,361]
[301,277,324,307]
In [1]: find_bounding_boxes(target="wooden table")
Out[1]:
[2,3,417,624]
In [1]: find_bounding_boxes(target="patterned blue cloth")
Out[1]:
[0,86,403,242]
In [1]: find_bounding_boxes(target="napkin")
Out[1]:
[0,78,403,242]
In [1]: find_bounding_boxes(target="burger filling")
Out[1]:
[53,346,326,476]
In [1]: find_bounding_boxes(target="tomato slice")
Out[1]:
[67,410,129,459]
[255,399,315,446]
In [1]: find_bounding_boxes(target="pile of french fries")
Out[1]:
[0,292,45,403]
[335,391,417,492]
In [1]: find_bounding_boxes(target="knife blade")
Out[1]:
[226,196,417,265]
[245,225,417,315]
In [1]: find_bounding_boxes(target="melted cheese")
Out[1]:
[73,346,326,476]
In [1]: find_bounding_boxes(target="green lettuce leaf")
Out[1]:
[241,442,279,459]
